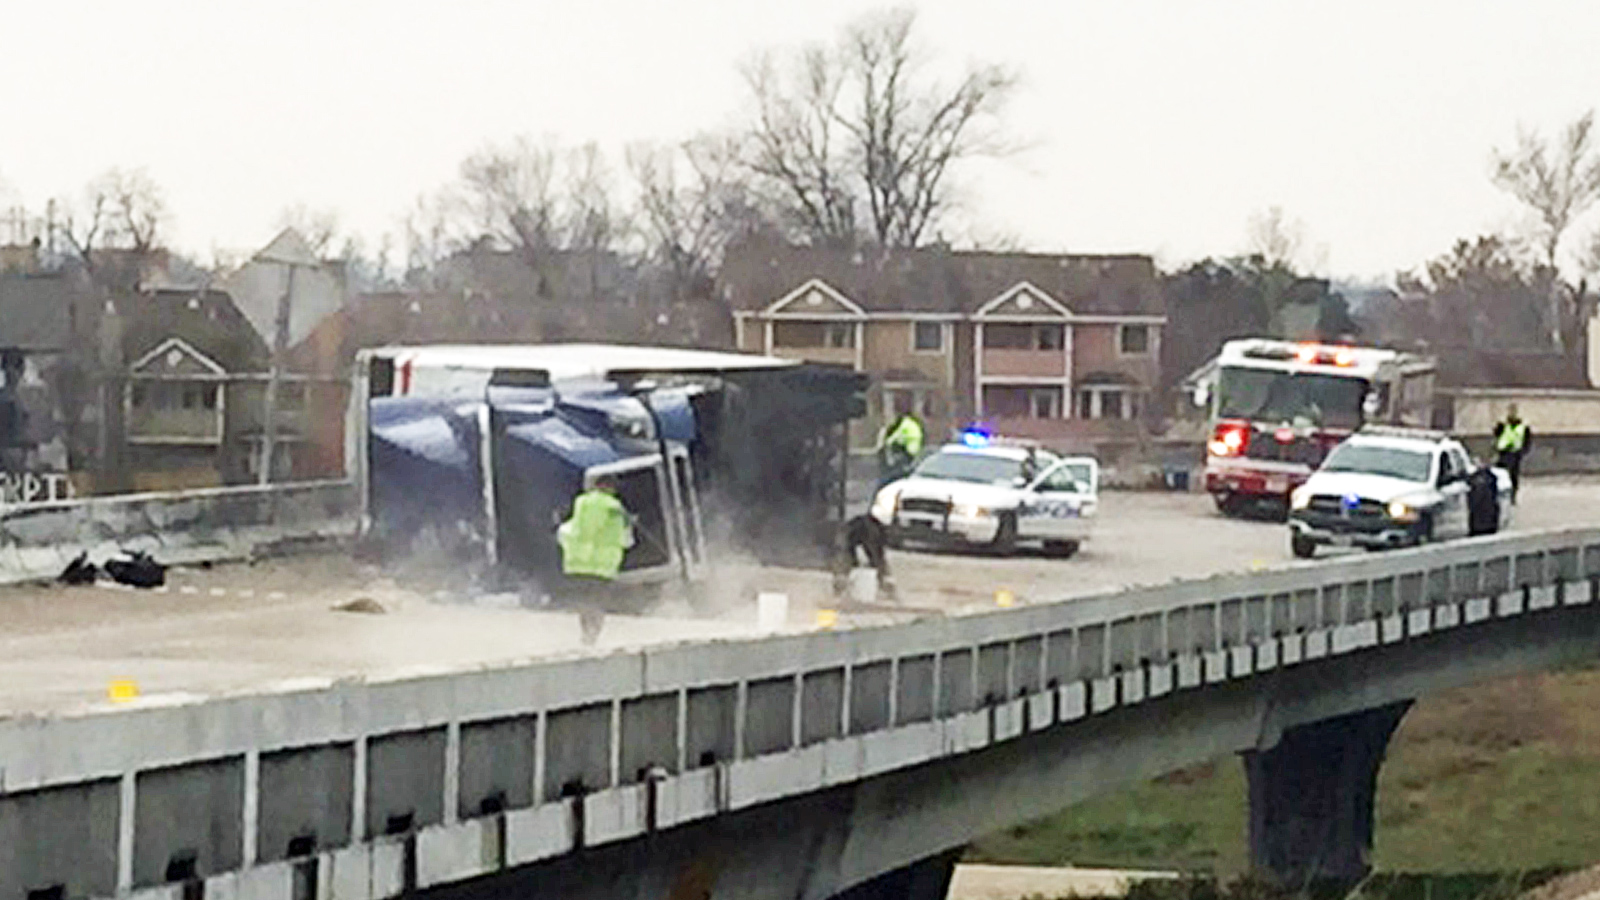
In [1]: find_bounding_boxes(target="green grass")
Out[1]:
[968,666,1600,877]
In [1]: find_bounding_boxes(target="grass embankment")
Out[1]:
[968,664,1600,877]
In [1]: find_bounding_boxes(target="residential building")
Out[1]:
[721,242,1166,448]
[114,288,342,490]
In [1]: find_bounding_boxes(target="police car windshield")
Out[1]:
[1322,444,1432,483]
[913,451,1026,485]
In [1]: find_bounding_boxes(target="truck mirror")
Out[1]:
[1191,384,1210,407]
[1362,393,1380,417]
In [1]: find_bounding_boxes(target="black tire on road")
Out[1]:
[1044,540,1080,559]
[1291,532,1317,559]
[1215,493,1244,517]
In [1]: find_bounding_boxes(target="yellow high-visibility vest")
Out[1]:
[1496,421,1528,453]
[558,489,632,579]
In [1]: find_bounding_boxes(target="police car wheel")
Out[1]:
[1044,540,1080,559]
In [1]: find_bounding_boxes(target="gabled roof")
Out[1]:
[115,289,271,374]
[764,278,866,317]
[130,336,227,376]
[720,240,1165,318]
[974,281,1072,318]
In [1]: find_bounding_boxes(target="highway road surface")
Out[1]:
[3,477,1598,717]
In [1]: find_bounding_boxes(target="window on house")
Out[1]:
[913,322,944,352]
[983,324,1032,349]
[131,384,147,408]
[1120,324,1151,354]
[1035,326,1065,351]
[182,385,202,409]
[1030,388,1062,419]
[280,383,306,411]
[774,321,856,349]
[1076,386,1140,420]
[202,386,218,410]
[1101,391,1124,419]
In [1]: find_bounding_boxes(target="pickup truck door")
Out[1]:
[1434,450,1470,538]
[1018,457,1098,539]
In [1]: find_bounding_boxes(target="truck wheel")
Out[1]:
[990,513,1018,554]
[1290,533,1317,559]
[1414,514,1435,548]
[1215,493,1245,517]
[1044,540,1080,559]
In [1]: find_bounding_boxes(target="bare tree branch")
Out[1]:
[1492,110,1600,271]
[275,204,343,256]
[1246,206,1305,270]
[738,7,1016,249]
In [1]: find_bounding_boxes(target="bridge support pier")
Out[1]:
[1243,700,1412,890]
[828,848,963,900]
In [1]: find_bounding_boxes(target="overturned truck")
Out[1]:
[349,344,866,593]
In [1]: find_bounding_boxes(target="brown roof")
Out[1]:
[288,291,550,375]
[116,289,270,373]
[719,240,1164,317]
[1434,346,1589,389]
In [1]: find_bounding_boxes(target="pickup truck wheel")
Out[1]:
[1044,540,1080,559]
[989,512,1018,554]
[1290,533,1317,559]
[1414,514,1435,547]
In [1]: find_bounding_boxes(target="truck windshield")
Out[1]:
[1216,367,1368,429]
[914,452,1028,485]
[1321,444,1432,483]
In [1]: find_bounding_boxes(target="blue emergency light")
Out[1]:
[960,425,993,448]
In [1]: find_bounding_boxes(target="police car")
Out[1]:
[1287,426,1513,558]
[870,431,1098,556]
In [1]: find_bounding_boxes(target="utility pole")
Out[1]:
[254,230,317,485]
[258,263,294,485]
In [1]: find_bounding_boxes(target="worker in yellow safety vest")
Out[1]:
[877,412,925,484]
[1492,404,1531,503]
[558,474,635,645]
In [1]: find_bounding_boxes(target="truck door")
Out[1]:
[1434,449,1469,538]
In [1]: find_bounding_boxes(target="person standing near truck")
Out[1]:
[558,474,635,645]
[1493,404,1531,502]
[877,412,925,486]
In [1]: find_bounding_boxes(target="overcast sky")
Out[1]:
[1,0,1597,280]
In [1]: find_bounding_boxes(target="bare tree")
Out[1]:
[1492,111,1600,272]
[274,204,343,256]
[1491,112,1600,349]
[401,191,459,289]
[1246,206,1305,270]
[628,135,763,299]
[740,7,1016,249]
[457,136,562,266]
[56,168,168,283]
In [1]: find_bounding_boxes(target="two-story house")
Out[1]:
[721,242,1166,449]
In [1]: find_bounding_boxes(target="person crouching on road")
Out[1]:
[1466,458,1501,537]
[558,474,635,646]
[1493,403,1531,503]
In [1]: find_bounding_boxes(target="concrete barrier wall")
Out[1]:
[2,526,1599,900]
[0,480,358,586]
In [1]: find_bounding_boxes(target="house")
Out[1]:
[112,288,344,489]
[0,270,96,482]
[720,242,1167,448]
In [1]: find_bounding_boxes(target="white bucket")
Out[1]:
[848,569,877,605]
[756,592,789,633]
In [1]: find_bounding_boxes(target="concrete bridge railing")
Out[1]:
[3,527,1600,900]
[0,480,358,585]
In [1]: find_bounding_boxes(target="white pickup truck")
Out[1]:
[1287,427,1512,558]
[870,441,1098,557]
